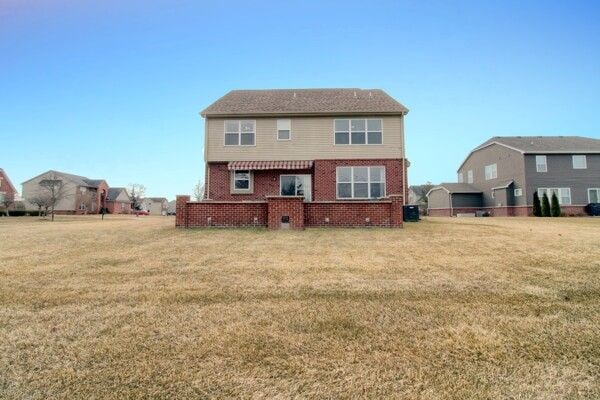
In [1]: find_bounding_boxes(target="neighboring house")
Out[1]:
[408,183,434,214]
[0,168,18,213]
[167,200,176,215]
[22,170,109,214]
[141,197,168,215]
[176,88,409,229]
[105,187,132,214]
[427,136,600,216]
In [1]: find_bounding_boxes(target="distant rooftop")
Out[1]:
[477,136,600,153]
[200,88,409,117]
[430,183,482,194]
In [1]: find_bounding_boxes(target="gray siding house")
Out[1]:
[428,136,600,216]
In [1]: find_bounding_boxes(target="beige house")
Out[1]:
[22,170,108,214]
[141,197,168,216]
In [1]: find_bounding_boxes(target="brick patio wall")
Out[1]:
[177,194,405,229]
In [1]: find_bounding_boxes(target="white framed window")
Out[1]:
[572,155,587,169]
[467,170,473,184]
[514,188,523,197]
[537,188,571,205]
[484,163,497,180]
[0,192,5,202]
[231,170,253,193]
[224,120,255,146]
[457,173,463,183]
[277,119,291,140]
[334,119,382,145]
[120,203,126,210]
[536,155,547,172]
[336,166,385,199]
[588,188,600,203]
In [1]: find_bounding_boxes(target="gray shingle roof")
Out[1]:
[23,170,106,187]
[106,187,128,201]
[432,183,482,194]
[201,88,409,117]
[478,136,600,153]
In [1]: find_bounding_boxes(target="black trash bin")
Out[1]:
[585,203,600,216]
[403,205,420,222]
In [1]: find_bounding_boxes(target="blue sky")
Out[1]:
[1,0,599,199]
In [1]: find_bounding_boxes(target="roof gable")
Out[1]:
[0,168,17,193]
[201,88,409,117]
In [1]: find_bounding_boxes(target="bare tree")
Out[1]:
[127,184,146,211]
[39,175,69,222]
[28,194,52,217]
[0,192,14,216]
[193,180,204,201]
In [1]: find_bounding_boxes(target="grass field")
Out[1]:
[0,215,599,399]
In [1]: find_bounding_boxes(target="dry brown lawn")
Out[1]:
[0,215,599,399]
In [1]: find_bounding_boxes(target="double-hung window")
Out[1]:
[536,155,547,172]
[484,163,497,180]
[514,188,523,197]
[334,119,382,145]
[232,170,252,193]
[588,188,600,203]
[336,166,385,199]
[572,155,587,169]
[467,170,473,184]
[225,120,255,146]
[277,119,291,140]
[537,188,571,205]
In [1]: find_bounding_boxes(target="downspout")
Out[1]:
[449,193,453,217]
[204,117,210,200]
[401,112,407,205]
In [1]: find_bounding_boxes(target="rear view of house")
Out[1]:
[177,88,409,229]
[428,136,600,216]
[142,197,168,215]
[22,170,109,214]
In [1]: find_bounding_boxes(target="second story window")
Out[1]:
[484,163,497,180]
[224,120,255,146]
[277,119,291,140]
[572,155,587,169]
[457,173,463,183]
[467,170,473,184]
[536,155,547,172]
[334,119,382,145]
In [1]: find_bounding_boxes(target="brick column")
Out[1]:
[389,194,404,228]
[176,195,190,228]
[266,196,305,230]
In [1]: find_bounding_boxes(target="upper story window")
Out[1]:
[336,166,386,199]
[457,173,463,183]
[334,119,382,145]
[484,163,497,180]
[536,155,547,172]
[467,170,473,184]
[514,188,523,197]
[572,155,587,169]
[277,119,291,140]
[224,120,255,146]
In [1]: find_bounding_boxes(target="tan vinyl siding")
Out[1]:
[205,116,404,161]
[22,174,77,211]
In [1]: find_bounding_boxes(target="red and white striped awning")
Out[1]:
[227,160,313,170]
